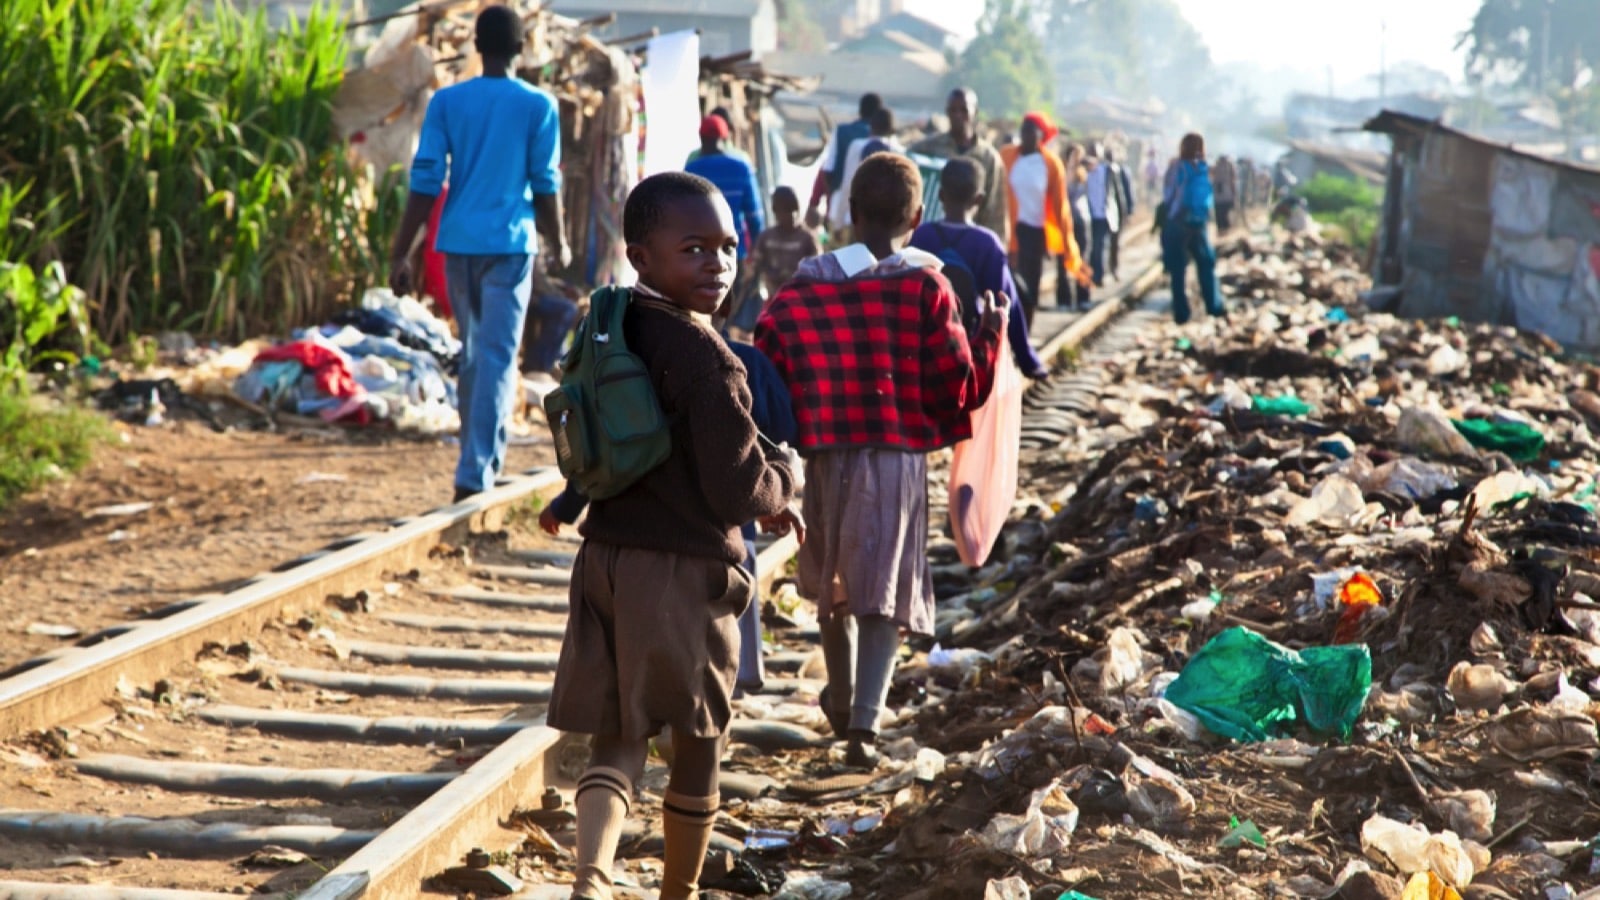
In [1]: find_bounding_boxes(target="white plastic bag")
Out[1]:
[949,341,1024,567]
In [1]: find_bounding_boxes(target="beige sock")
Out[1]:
[659,788,720,900]
[570,766,632,900]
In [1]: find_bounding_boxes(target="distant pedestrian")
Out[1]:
[1142,146,1162,199]
[1085,143,1124,288]
[1103,148,1135,280]
[686,115,764,259]
[858,108,903,160]
[388,4,570,505]
[1059,142,1092,311]
[1238,157,1258,211]
[910,88,1011,244]
[736,186,821,339]
[1160,132,1225,325]
[1212,154,1238,232]
[910,157,1051,380]
[1001,112,1089,326]
[828,106,902,237]
[808,93,883,244]
[685,106,753,166]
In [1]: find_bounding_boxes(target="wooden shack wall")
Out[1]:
[1394,130,1496,323]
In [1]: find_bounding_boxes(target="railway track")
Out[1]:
[0,256,1167,899]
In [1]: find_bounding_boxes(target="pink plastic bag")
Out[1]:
[949,345,1024,567]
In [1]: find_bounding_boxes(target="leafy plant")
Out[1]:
[0,384,111,511]
[1300,174,1380,249]
[0,260,92,387]
[1300,173,1379,216]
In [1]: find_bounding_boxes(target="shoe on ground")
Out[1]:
[844,730,880,769]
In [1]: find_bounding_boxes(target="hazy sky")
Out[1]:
[903,0,1483,87]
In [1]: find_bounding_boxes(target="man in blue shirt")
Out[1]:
[388,5,570,504]
[685,115,764,259]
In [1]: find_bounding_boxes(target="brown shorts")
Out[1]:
[548,541,753,741]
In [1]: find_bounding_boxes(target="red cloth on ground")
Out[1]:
[423,186,450,317]
[755,268,1000,453]
[255,340,360,400]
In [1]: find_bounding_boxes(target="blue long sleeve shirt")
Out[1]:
[409,76,561,256]
[685,152,764,258]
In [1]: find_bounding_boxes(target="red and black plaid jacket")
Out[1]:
[754,267,1001,453]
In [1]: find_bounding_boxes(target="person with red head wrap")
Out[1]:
[999,111,1089,328]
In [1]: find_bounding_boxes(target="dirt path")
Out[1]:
[0,418,552,667]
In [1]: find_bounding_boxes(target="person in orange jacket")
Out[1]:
[999,111,1090,328]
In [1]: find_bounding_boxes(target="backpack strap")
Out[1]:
[590,286,629,347]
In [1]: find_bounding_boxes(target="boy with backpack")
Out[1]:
[756,154,1002,768]
[544,172,801,900]
[540,328,799,696]
[910,157,1050,381]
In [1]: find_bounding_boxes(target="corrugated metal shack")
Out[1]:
[1366,110,1600,350]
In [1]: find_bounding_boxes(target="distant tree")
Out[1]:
[949,0,1054,120]
[1040,0,1226,129]
[1458,0,1600,92]
[1046,0,1140,100]
[775,0,828,53]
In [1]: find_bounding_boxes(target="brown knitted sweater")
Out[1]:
[580,301,796,565]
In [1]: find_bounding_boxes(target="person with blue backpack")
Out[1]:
[1159,132,1226,325]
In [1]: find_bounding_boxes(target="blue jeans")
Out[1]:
[1161,221,1223,324]
[446,254,533,494]
[1090,218,1112,286]
[737,539,765,689]
[523,293,578,373]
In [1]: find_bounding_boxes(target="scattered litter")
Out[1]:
[1164,627,1371,742]
[983,876,1030,900]
[242,845,311,868]
[88,502,154,517]
[1360,814,1484,888]
[1218,815,1267,849]
[979,778,1080,857]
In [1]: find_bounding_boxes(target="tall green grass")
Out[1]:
[0,0,392,346]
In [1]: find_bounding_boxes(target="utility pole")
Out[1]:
[1540,0,1551,93]
[1378,19,1387,101]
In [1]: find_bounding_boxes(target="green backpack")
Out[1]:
[543,286,672,500]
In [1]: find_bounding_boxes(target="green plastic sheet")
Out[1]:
[1252,395,1312,417]
[1452,418,1545,462]
[1164,626,1372,743]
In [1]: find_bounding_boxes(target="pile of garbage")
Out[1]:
[694,235,1600,899]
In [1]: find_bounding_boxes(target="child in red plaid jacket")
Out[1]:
[755,153,1003,767]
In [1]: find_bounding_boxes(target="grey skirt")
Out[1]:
[797,448,934,636]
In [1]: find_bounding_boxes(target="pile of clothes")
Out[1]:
[233,289,461,433]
